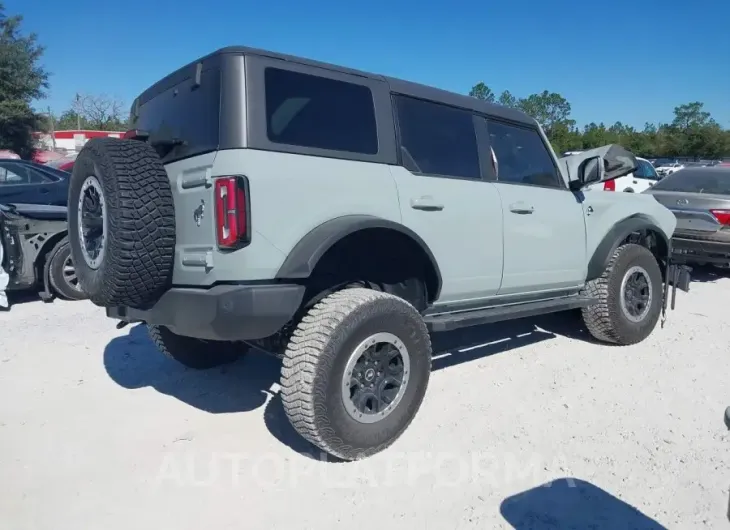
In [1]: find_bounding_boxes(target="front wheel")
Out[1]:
[48,239,88,301]
[581,244,663,345]
[280,288,432,461]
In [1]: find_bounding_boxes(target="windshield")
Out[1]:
[650,168,730,194]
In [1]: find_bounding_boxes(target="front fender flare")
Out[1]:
[275,215,443,299]
[586,215,670,282]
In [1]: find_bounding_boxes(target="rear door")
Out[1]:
[389,95,504,304]
[485,118,587,295]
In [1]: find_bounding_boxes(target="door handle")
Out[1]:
[410,197,444,211]
[508,202,534,214]
[38,187,50,194]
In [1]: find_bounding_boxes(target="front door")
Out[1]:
[485,118,587,295]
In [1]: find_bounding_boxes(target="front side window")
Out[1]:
[487,120,562,188]
[264,67,378,155]
[395,95,481,179]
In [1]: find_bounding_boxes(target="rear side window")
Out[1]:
[0,162,52,185]
[264,68,378,155]
[394,95,481,179]
[487,120,562,188]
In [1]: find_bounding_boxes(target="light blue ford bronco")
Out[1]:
[67,46,691,461]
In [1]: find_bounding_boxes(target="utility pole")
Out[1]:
[75,93,81,130]
[47,106,56,150]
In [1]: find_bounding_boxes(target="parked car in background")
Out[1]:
[580,156,660,193]
[0,159,85,301]
[31,150,64,164]
[655,160,685,177]
[0,150,20,160]
[0,204,86,301]
[644,166,730,269]
[45,152,78,172]
[0,159,71,206]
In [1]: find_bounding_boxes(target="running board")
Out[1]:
[424,295,597,333]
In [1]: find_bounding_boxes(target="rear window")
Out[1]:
[132,67,221,163]
[651,168,730,194]
[264,67,378,155]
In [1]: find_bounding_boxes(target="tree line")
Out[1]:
[1,2,727,159]
[469,82,730,159]
[0,4,127,157]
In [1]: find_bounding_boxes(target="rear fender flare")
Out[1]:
[275,215,443,300]
[586,215,670,281]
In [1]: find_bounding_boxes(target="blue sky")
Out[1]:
[9,0,730,128]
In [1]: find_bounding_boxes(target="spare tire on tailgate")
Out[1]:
[68,137,176,309]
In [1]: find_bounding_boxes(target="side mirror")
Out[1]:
[569,155,605,191]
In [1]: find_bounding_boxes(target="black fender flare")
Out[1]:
[586,214,670,281]
[275,215,443,300]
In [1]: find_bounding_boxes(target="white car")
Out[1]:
[655,161,684,177]
[581,156,660,193]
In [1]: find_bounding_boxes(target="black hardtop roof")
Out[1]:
[134,46,535,126]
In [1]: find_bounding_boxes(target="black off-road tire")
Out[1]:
[148,325,249,369]
[581,243,663,345]
[47,238,87,301]
[68,138,175,308]
[280,288,432,461]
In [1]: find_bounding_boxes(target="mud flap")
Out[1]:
[660,247,692,328]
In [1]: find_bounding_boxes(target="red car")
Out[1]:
[45,152,78,172]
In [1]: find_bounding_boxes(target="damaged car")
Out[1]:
[0,203,87,301]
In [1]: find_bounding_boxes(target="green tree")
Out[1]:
[469,82,495,103]
[0,3,49,158]
[517,91,574,137]
[470,81,730,159]
[672,102,711,130]
[497,90,518,108]
[56,109,87,130]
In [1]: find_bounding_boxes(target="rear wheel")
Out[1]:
[280,288,432,461]
[148,325,249,369]
[581,243,663,345]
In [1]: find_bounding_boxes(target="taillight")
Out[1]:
[603,179,616,191]
[710,209,730,226]
[214,176,250,249]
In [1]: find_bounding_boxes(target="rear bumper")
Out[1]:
[106,283,306,341]
[671,235,730,265]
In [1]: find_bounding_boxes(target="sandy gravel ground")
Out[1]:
[1,269,729,529]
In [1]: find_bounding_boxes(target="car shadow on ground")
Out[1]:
[104,311,596,459]
[104,324,281,414]
[500,478,667,529]
[7,291,43,306]
[688,264,728,283]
